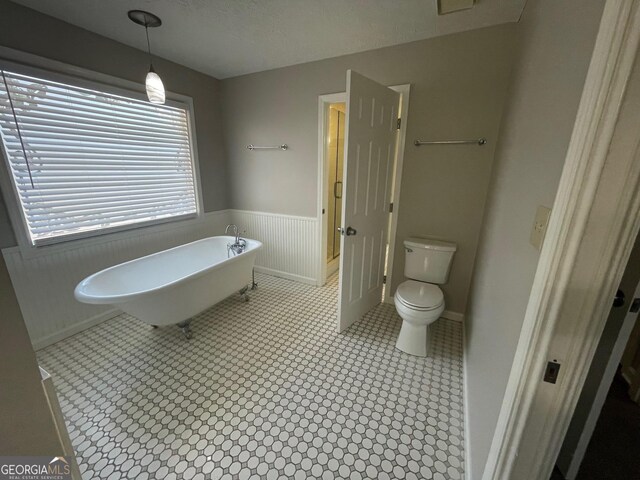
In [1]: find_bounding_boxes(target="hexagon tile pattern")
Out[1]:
[37,273,465,479]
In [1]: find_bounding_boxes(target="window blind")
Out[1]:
[0,70,198,246]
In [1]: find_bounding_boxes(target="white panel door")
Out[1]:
[337,70,400,332]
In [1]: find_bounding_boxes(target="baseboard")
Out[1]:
[462,317,472,480]
[253,266,317,286]
[443,310,465,322]
[33,308,120,351]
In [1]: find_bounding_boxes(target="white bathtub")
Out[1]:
[75,236,262,337]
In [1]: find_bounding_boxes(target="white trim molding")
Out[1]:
[253,266,316,286]
[32,309,120,352]
[483,2,640,479]
[384,84,411,304]
[462,319,472,480]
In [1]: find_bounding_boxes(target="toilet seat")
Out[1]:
[395,280,444,311]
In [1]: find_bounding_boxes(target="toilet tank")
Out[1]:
[404,237,457,284]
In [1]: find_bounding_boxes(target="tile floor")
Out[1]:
[37,273,465,480]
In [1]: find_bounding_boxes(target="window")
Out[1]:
[0,68,198,246]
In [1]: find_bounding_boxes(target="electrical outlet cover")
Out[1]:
[530,205,552,250]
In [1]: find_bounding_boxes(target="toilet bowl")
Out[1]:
[394,280,445,356]
[394,237,456,357]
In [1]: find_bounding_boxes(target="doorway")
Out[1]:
[568,371,640,479]
[325,103,345,277]
[552,231,640,479]
[316,83,410,302]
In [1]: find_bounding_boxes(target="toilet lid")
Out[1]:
[396,280,444,310]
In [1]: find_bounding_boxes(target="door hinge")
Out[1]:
[383,275,387,284]
[389,202,394,213]
[397,118,401,130]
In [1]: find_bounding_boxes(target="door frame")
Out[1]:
[318,92,348,284]
[482,1,640,479]
[622,311,640,402]
[316,83,411,303]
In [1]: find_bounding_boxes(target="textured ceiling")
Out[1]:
[10,0,526,79]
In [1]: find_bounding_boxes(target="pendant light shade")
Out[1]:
[145,66,165,104]
[128,10,165,105]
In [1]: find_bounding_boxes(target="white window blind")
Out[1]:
[0,69,198,246]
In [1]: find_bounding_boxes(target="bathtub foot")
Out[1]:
[239,286,250,302]
[251,268,258,290]
[177,320,193,340]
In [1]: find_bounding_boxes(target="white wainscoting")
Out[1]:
[4,208,320,349]
[230,210,319,285]
[3,210,231,349]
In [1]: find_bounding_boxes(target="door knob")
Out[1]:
[337,226,357,236]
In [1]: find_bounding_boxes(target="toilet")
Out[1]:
[394,237,457,356]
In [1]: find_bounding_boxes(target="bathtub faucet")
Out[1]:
[225,224,239,242]
[225,224,247,255]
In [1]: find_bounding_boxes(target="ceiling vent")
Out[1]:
[437,0,476,15]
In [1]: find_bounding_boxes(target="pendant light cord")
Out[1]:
[1,71,34,188]
[145,25,154,68]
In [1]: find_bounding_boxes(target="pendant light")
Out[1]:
[128,10,165,104]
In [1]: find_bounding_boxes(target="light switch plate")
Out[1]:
[437,0,475,15]
[530,205,551,250]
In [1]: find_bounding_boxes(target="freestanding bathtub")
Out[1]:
[74,236,262,338]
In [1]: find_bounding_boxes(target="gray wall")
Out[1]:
[463,0,605,478]
[0,0,229,248]
[0,255,63,455]
[220,25,517,314]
